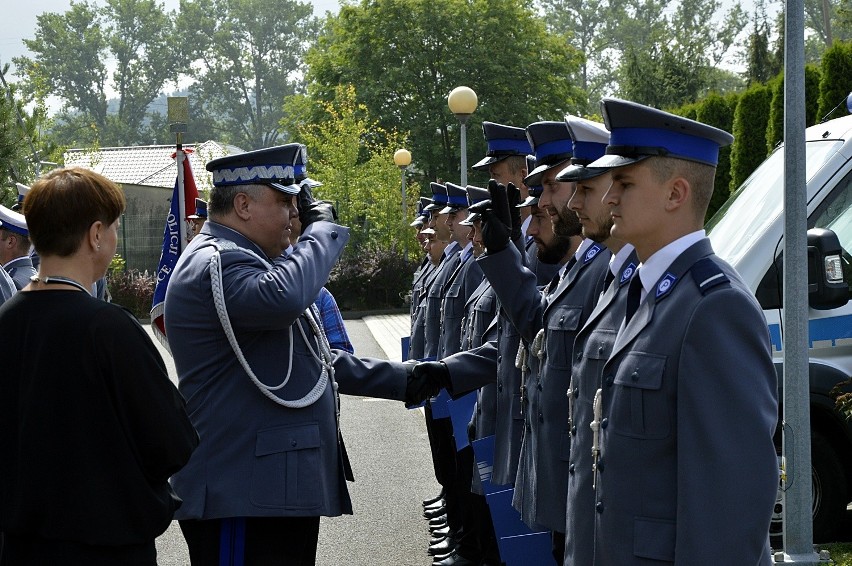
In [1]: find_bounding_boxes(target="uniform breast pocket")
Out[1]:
[473,296,495,338]
[609,352,670,439]
[251,423,321,509]
[442,284,463,319]
[544,305,583,369]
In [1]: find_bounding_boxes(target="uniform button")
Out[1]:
[291,440,298,447]
[538,413,544,423]
[573,388,579,398]
[497,355,502,363]
[560,316,565,324]
[330,231,338,239]
[631,371,639,381]
[571,425,577,435]
[596,501,604,513]
[601,418,608,429]
[605,375,614,387]
[569,464,575,474]
[598,345,604,355]
[498,382,503,392]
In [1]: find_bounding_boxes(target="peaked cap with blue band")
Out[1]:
[556,116,611,182]
[461,186,490,225]
[12,183,30,212]
[589,98,734,169]
[472,122,532,172]
[440,182,470,214]
[0,205,28,236]
[523,121,574,187]
[206,143,305,195]
[424,182,449,212]
[187,198,208,219]
[411,196,433,227]
[518,185,543,208]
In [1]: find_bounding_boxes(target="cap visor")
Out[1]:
[269,181,301,195]
[517,196,539,208]
[586,154,649,169]
[555,164,611,182]
[439,205,466,214]
[424,203,444,212]
[471,156,500,171]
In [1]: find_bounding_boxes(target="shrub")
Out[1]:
[107,268,155,320]
[730,83,772,192]
[326,245,421,311]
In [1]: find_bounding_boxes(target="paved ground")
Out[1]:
[148,314,438,565]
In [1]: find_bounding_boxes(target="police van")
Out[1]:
[705,95,852,543]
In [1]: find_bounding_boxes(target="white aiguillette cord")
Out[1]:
[30,275,92,296]
[208,241,335,409]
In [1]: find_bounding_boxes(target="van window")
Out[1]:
[708,140,842,266]
[810,169,852,295]
[754,165,852,309]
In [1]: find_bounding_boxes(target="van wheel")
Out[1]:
[769,433,846,548]
[811,432,846,542]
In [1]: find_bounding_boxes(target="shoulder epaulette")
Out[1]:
[690,257,730,295]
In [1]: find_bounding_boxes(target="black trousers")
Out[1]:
[179,516,320,566]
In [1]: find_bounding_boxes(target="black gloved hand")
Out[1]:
[480,180,511,253]
[405,361,451,407]
[506,182,522,242]
[300,200,338,228]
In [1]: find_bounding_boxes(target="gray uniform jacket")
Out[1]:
[0,267,16,305]
[408,260,435,360]
[479,241,610,532]
[459,280,498,441]
[438,253,482,359]
[563,249,638,566]
[4,256,36,290]
[590,239,777,565]
[165,221,407,520]
[424,245,462,359]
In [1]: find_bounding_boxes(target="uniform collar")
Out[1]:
[608,243,635,278]
[637,230,705,297]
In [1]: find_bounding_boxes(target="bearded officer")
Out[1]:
[164,143,433,565]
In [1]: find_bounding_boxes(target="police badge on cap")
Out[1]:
[206,143,306,194]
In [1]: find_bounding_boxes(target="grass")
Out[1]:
[823,543,852,564]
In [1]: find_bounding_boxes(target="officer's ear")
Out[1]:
[664,175,690,213]
[233,192,253,221]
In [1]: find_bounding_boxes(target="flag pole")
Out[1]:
[168,97,190,248]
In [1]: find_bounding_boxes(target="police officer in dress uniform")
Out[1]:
[475,120,612,562]
[473,121,554,284]
[409,200,437,360]
[187,197,208,242]
[572,99,778,565]
[164,144,435,566]
[550,115,639,566]
[430,186,500,566]
[0,205,36,290]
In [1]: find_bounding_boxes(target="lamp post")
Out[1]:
[447,86,478,186]
[394,148,412,262]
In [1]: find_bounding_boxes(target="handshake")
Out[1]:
[472,179,524,254]
[403,360,453,407]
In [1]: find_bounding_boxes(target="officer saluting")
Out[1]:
[581,99,778,565]
[164,144,429,565]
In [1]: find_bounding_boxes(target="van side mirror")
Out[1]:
[807,228,849,310]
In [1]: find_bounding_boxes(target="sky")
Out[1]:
[0,0,342,77]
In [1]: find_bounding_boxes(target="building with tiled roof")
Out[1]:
[63,140,243,192]
[62,141,243,273]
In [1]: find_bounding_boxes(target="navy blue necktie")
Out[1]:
[625,274,643,323]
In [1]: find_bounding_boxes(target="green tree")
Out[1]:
[696,91,738,220]
[0,65,57,199]
[175,0,319,150]
[14,0,182,147]
[294,85,418,256]
[304,0,583,184]
[817,40,852,122]
[729,83,772,191]
[744,0,778,86]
